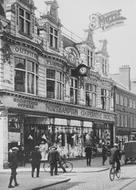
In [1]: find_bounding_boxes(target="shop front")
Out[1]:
[0,90,115,168]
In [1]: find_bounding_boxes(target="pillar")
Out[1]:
[0,108,8,169]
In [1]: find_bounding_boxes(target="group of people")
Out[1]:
[8,142,121,188]
[8,144,66,188]
[85,143,121,172]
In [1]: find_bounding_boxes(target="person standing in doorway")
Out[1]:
[8,147,19,188]
[85,145,92,166]
[31,146,42,178]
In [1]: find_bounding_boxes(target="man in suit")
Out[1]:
[48,146,60,176]
[31,146,42,177]
[8,147,19,188]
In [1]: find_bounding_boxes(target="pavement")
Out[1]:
[0,156,125,190]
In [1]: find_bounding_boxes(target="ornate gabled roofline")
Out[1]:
[1,31,67,65]
[40,14,62,27]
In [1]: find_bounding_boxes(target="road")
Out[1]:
[42,164,136,190]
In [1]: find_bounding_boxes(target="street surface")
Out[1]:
[1,157,136,190]
[43,165,136,190]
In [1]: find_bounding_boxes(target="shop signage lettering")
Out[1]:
[80,109,102,119]
[45,102,114,121]
[89,9,126,31]
[13,97,38,109]
[46,103,78,116]
[13,46,38,60]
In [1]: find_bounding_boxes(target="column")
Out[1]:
[0,108,8,169]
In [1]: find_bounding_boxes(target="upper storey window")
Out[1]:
[19,8,31,36]
[49,26,58,49]
[46,69,64,100]
[87,50,93,68]
[14,57,38,95]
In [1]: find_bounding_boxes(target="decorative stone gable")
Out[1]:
[84,28,95,49]
[45,0,59,23]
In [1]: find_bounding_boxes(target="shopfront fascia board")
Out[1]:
[1,92,115,123]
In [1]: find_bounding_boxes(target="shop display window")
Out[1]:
[8,116,21,131]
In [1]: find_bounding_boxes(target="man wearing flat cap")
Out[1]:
[8,147,19,188]
[30,146,42,177]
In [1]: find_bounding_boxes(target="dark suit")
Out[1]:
[85,146,92,166]
[48,148,59,176]
[8,150,18,187]
[31,149,42,177]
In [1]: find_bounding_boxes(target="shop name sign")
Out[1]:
[89,9,126,31]
[14,97,38,109]
[45,102,115,122]
[12,46,38,60]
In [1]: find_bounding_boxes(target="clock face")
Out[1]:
[79,67,87,75]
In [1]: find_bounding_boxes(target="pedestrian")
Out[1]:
[18,146,25,166]
[48,146,60,176]
[8,147,19,188]
[85,144,92,166]
[102,143,108,165]
[30,146,42,178]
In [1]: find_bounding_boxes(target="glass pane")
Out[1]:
[47,80,55,98]
[36,76,38,95]
[54,30,58,36]
[26,12,30,20]
[50,27,53,33]
[19,8,24,16]
[19,17,24,33]
[55,37,58,49]
[36,64,38,74]
[56,82,61,99]
[15,70,25,92]
[75,80,78,88]
[50,34,53,47]
[26,21,30,35]
[15,57,25,69]
[46,69,55,79]
[27,60,34,72]
[56,72,60,81]
[27,73,34,94]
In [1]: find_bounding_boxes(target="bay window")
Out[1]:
[85,83,96,107]
[46,69,64,100]
[14,57,38,94]
[70,78,78,104]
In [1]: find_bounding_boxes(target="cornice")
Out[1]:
[0,89,115,116]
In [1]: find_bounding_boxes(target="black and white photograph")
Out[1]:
[0,0,136,189]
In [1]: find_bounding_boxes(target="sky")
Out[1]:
[33,0,136,80]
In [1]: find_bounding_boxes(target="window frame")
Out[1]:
[46,68,64,100]
[18,7,31,37]
[14,57,38,95]
[49,26,59,49]
[85,83,97,107]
